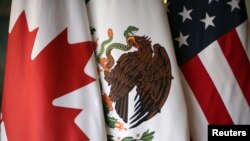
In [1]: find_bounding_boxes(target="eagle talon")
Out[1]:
[115,122,127,131]
[102,94,113,111]
[99,58,111,72]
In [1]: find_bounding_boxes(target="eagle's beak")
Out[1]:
[127,36,139,48]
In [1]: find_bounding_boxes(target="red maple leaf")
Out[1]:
[2,12,96,141]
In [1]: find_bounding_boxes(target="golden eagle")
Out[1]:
[104,35,173,128]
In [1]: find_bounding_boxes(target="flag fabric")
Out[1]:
[87,0,189,140]
[1,0,106,141]
[167,0,250,141]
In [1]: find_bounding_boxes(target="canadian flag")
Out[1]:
[1,0,106,141]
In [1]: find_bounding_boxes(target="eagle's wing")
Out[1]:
[130,44,173,128]
[106,51,140,123]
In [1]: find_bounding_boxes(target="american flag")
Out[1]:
[167,0,250,141]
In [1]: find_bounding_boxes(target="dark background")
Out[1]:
[0,0,11,106]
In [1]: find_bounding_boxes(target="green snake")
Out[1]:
[96,26,139,65]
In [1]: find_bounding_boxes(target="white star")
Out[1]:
[175,32,189,48]
[200,13,216,30]
[178,6,193,22]
[227,0,240,11]
[209,0,219,4]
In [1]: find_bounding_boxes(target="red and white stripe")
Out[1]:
[181,21,250,141]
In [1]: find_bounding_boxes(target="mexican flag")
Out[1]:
[87,0,189,140]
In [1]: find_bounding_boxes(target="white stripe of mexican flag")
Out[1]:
[87,0,189,140]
